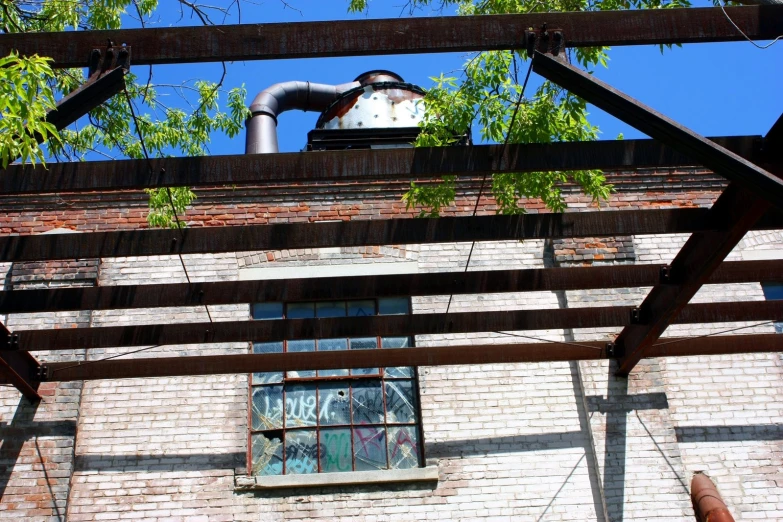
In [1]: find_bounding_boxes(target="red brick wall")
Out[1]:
[0,168,725,235]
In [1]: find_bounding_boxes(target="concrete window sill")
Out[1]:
[235,466,438,491]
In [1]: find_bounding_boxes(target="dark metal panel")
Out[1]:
[15,300,783,352]
[2,7,781,68]
[615,184,770,375]
[2,260,781,314]
[40,333,782,381]
[532,52,783,210]
[2,210,783,263]
[0,137,759,195]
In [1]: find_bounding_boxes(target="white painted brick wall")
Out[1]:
[3,223,781,521]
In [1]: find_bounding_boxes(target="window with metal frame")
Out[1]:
[761,283,783,333]
[248,297,423,475]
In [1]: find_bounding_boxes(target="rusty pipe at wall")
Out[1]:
[691,472,735,522]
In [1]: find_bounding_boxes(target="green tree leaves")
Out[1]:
[1,0,249,228]
[349,0,688,216]
[0,52,59,168]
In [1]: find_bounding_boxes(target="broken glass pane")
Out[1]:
[352,381,384,425]
[286,384,317,428]
[251,432,283,475]
[318,382,351,426]
[286,339,315,378]
[285,429,318,474]
[349,337,379,376]
[385,380,416,424]
[353,427,387,471]
[251,385,283,430]
[381,336,413,378]
[378,297,409,315]
[317,338,348,377]
[387,426,420,470]
[252,341,284,384]
[316,301,346,318]
[319,428,352,473]
[252,302,283,320]
[348,300,375,317]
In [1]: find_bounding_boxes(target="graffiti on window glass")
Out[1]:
[249,298,422,475]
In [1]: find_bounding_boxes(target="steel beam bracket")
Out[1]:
[88,42,131,78]
[35,364,51,382]
[660,265,672,283]
[4,334,19,351]
[605,341,618,358]
[524,25,565,58]
[630,307,642,324]
[42,42,131,135]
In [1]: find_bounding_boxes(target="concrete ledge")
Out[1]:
[238,261,418,280]
[235,466,438,490]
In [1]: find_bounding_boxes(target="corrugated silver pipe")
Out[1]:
[245,80,360,154]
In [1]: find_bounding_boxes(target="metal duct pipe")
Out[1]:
[691,472,735,522]
[245,80,360,154]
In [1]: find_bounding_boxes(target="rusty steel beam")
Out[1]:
[39,333,783,382]
[0,326,42,401]
[530,52,780,375]
[615,185,770,374]
[1,260,781,315]
[0,137,760,195]
[532,51,783,210]
[761,113,783,173]
[612,105,783,374]
[45,48,130,132]
[1,7,781,68]
[13,300,783,352]
[2,209,783,263]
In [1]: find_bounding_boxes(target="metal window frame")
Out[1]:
[247,297,424,476]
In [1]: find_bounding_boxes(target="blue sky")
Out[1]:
[134,0,782,155]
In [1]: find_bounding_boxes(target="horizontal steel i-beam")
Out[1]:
[13,300,783,352]
[0,137,760,195]
[40,333,783,381]
[1,7,781,68]
[2,209,783,263]
[1,260,781,314]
